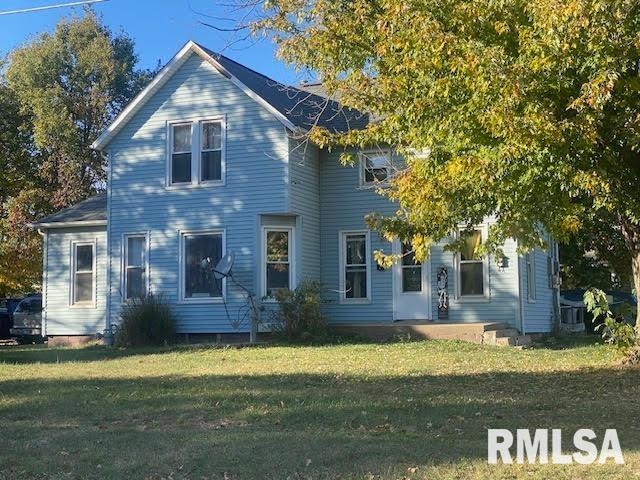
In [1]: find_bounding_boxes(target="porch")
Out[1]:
[330,321,532,346]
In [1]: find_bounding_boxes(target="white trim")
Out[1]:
[178,228,226,304]
[358,149,392,187]
[121,232,150,301]
[69,239,97,308]
[261,226,295,300]
[526,251,537,303]
[31,220,106,229]
[339,230,372,304]
[165,115,227,188]
[92,40,297,151]
[391,239,432,321]
[454,225,490,302]
[41,229,48,337]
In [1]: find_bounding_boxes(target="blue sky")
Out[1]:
[0,0,302,84]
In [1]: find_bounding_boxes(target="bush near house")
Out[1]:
[115,293,176,347]
[271,280,327,341]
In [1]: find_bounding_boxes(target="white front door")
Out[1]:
[393,240,432,320]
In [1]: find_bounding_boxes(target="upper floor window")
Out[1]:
[359,150,391,185]
[171,123,192,184]
[168,118,225,186]
[71,242,95,306]
[458,228,488,298]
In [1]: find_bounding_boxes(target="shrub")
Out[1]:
[584,288,636,353]
[271,281,326,341]
[115,293,176,348]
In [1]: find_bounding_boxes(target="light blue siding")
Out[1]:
[521,248,556,332]
[289,139,321,283]
[319,148,396,323]
[429,235,519,326]
[43,227,107,335]
[106,52,289,333]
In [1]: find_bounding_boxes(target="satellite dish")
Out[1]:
[214,251,235,280]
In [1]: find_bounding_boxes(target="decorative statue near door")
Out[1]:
[437,267,448,320]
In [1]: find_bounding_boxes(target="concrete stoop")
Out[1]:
[331,321,531,347]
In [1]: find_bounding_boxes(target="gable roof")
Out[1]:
[91,41,368,150]
[30,194,107,228]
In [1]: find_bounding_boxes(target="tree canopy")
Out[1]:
[0,11,153,295]
[254,0,640,322]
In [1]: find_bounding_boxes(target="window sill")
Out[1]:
[357,183,389,191]
[166,181,225,190]
[527,299,537,304]
[339,298,372,305]
[69,303,97,309]
[177,298,225,305]
[454,296,491,304]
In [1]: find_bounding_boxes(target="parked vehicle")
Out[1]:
[10,296,43,337]
[0,300,10,339]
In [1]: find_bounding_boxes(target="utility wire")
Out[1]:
[0,0,108,16]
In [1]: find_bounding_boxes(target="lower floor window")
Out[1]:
[264,228,292,298]
[124,234,148,299]
[342,232,369,300]
[458,228,486,297]
[182,231,223,300]
[72,242,94,305]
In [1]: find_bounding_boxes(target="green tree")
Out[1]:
[0,11,153,294]
[253,0,640,327]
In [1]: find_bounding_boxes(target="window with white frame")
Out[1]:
[526,252,536,301]
[170,123,192,184]
[168,118,224,186]
[458,229,486,297]
[359,150,391,185]
[72,242,95,305]
[263,228,293,298]
[341,232,370,301]
[201,120,223,182]
[181,231,224,301]
[124,234,148,300]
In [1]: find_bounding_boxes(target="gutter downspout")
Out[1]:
[516,251,526,336]
[37,228,48,338]
[101,149,113,344]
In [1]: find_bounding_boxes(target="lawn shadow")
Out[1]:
[1,366,639,479]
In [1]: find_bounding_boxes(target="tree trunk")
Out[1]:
[619,216,640,334]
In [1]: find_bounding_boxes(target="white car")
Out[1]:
[10,296,42,337]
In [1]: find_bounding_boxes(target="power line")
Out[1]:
[0,0,108,16]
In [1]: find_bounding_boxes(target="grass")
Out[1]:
[0,336,638,479]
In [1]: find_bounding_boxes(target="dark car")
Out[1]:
[10,296,43,337]
[0,300,11,339]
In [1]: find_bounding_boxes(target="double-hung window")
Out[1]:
[180,231,224,301]
[170,123,192,184]
[168,118,224,186]
[359,150,391,185]
[458,228,487,298]
[123,234,148,300]
[526,252,536,302]
[263,228,293,298]
[71,242,95,306]
[340,231,370,301]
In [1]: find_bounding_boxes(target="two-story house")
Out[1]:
[32,41,560,344]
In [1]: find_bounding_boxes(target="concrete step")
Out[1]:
[494,336,516,346]
[484,328,519,340]
[481,323,510,332]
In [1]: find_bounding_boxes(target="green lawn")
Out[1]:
[0,337,638,479]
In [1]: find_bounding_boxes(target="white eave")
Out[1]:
[91,40,298,151]
[28,220,107,229]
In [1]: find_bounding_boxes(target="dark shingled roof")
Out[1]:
[199,44,369,133]
[35,194,106,226]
